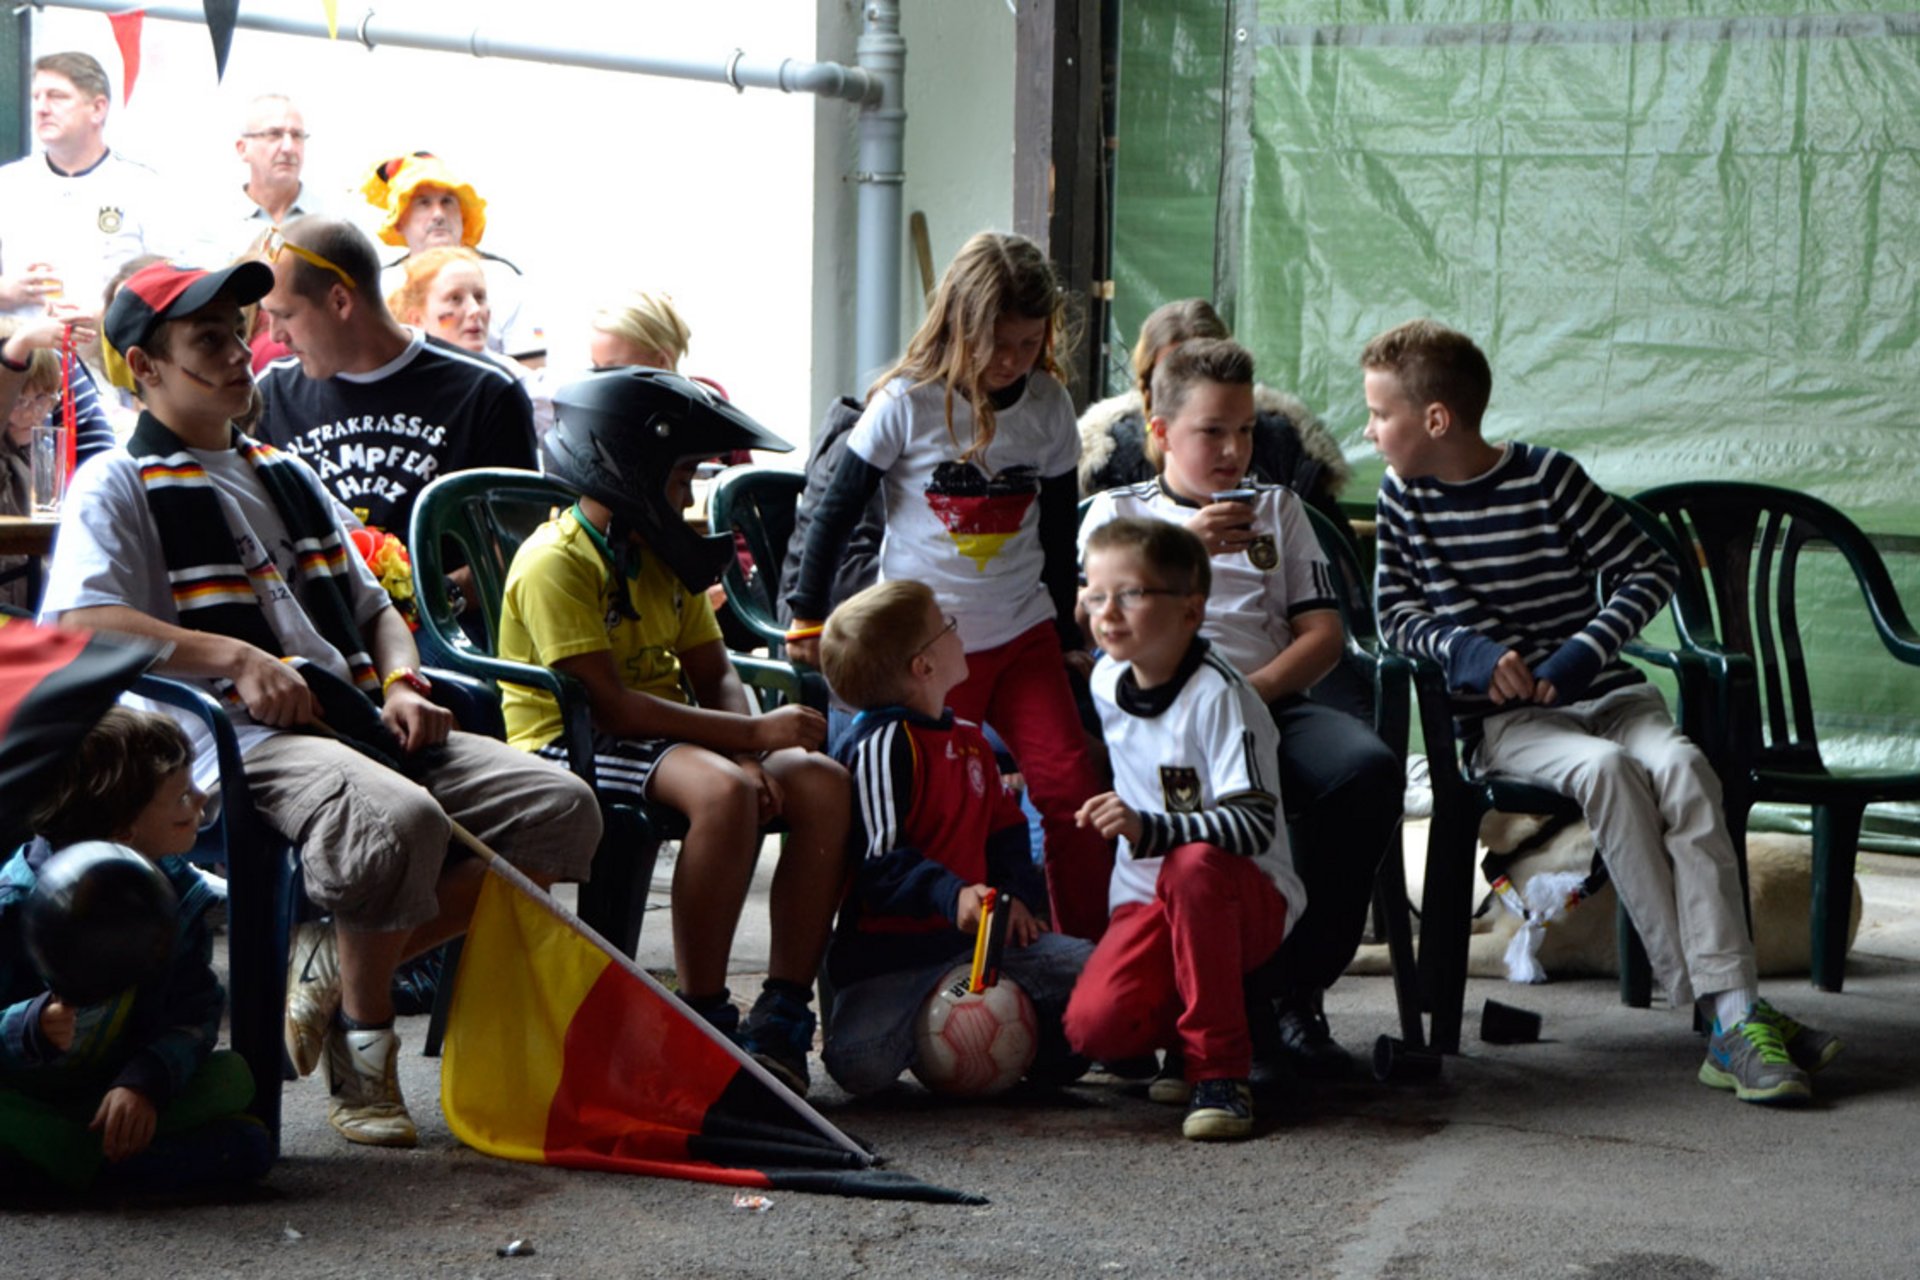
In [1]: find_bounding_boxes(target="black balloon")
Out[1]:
[24,841,178,1006]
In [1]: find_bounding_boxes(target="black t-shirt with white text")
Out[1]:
[255,334,535,535]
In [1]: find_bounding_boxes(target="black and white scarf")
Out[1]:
[128,412,378,693]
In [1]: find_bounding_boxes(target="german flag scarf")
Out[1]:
[127,412,377,693]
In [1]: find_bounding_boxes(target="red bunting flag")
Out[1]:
[107,10,144,104]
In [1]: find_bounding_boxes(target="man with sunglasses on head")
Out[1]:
[254,215,536,541]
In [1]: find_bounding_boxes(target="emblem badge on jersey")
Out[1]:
[967,754,987,797]
[1159,766,1202,814]
[98,206,124,234]
[1248,534,1279,571]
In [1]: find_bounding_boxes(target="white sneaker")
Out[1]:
[323,1025,418,1148]
[285,922,340,1077]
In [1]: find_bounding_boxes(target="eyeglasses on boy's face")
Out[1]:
[264,229,356,291]
[914,613,959,657]
[1081,587,1183,613]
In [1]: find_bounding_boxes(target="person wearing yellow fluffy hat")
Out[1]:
[363,152,546,366]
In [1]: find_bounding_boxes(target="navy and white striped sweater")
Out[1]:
[1373,443,1677,733]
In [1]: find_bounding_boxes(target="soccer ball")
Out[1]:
[909,964,1038,1097]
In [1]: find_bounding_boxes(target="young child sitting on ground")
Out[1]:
[500,367,850,1095]
[1365,317,1840,1104]
[0,708,271,1194]
[1080,338,1401,1081]
[816,579,1092,1095]
[1064,519,1305,1141]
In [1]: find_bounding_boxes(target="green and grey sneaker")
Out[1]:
[1182,1078,1254,1141]
[1749,999,1842,1073]
[1698,1017,1812,1105]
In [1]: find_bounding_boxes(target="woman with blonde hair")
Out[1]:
[587,290,692,371]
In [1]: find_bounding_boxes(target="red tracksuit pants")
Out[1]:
[1062,843,1289,1081]
[946,620,1114,941]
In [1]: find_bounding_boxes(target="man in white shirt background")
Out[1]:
[0,51,173,316]
[227,94,325,250]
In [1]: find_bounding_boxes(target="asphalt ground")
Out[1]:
[5,850,1919,1279]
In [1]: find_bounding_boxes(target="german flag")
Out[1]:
[441,853,983,1203]
[923,462,1038,572]
[0,617,164,850]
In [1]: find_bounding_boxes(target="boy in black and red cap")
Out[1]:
[38,262,602,1148]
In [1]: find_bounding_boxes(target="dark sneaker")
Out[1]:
[689,994,741,1041]
[1698,1017,1812,1105]
[389,945,447,1018]
[1097,1055,1160,1080]
[740,987,816,1097]
[106,1115,274,1191]
[1275,992,1354,1081]
[1148,1050,1192,1106]
[1749,999,1842,1073]
[1182,1078,1254,1141]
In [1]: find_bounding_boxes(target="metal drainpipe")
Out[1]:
[853,1,906,388]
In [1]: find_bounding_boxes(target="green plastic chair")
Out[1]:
[1301,505,1426,1049]
[1635,481,1920,992]
[408,467,821,959]
[707,464,806,658]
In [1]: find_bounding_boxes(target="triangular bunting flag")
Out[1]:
[203,0,239,81]
[107,11,144,104]
[0,617,164,850]
[442,853,984,1204]
[321,0,337,40]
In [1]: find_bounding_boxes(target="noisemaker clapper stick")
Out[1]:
[966,888,997,993]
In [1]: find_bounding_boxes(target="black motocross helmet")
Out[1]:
[544,367,791,592]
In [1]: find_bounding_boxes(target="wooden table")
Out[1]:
[0,514,57,557]
[0,514,57,607]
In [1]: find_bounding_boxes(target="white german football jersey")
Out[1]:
[1080,479,1336,675]
[0,151,176,318]
[1091,640,1305,923]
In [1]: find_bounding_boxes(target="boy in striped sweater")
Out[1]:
[1364,318,1837,1104]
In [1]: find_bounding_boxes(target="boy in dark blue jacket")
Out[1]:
[0,708,270,1192]
[817,578,1091,1095]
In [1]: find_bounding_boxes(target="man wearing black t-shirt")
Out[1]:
[256,215,535,538]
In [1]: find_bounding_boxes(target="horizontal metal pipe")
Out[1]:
[31,0,880,103]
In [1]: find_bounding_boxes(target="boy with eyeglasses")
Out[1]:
[1064,518,1304,1141]
[815,578,1091,1095]
[1079,338,1400,1083]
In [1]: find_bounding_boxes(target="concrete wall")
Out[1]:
[811,1,1017,418]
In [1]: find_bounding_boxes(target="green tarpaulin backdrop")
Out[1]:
[1111,2,1920,840]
